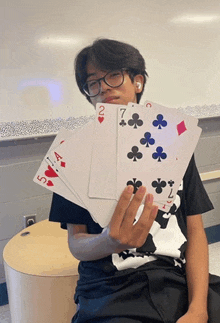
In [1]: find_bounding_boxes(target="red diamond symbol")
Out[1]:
[60,161,66,168]
[177,120,187,136]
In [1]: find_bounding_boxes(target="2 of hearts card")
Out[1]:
[33,101,202,227]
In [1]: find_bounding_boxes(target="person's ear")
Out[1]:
[134,75,144,93]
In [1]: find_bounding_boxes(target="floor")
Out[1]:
[1,242,220,323]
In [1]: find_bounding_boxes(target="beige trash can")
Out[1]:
[3,219,79,323]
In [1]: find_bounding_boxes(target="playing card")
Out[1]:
[126,102,198,165]
[46,121,94,204]
[153,201,172,213]
[153,179,185,212]
[117,102,201,204]
[162,124,202,193]
[143,100,198,129]
[127,102,144,109]
[34,127,74,190]
[47,119,117,227]
[117,106,173,200]
[34,160,86,208]
[34,160,65,192]
[33,128,85,209]
[88,103,126,199]
[45,126,82,167]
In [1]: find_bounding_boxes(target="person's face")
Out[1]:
[86,62,144,107]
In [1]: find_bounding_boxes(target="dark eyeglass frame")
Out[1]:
[83,68,127,97]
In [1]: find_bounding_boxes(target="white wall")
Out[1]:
[1,0,220,123]
[0,137,53,281]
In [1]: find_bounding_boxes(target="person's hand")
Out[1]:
[176,310,208,323]
[109,185,158,251]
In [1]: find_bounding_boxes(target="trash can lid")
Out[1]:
[3,219,79,277]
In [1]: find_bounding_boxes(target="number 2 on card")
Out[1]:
[98,105,105,124]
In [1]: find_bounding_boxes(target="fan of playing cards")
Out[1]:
[33,100,202,227]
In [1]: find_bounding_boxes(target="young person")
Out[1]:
[49,39,220,323]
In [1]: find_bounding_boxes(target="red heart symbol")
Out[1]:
[47,180,54,186]
[98,116,104,124]
[45,165,58,178]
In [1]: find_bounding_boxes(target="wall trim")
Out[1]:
[0,115,94,141]
[0,103,220,141]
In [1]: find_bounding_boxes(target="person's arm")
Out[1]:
[67,224,123,261]
[177,214,209,323]
[67,186,158,261]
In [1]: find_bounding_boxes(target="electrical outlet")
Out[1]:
[23,215,36,228]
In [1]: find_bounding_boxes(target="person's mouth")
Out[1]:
[103,96,120,103]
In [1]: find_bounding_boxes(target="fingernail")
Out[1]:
[126,185,134,193]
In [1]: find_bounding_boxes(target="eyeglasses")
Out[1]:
[83,69,126,97]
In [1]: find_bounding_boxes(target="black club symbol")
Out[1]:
[127,146,143,162]
[127,178,142,193]
[140,132,155,147]
[118,250,135,260]
[152,114,167,129]
[168,180,175,187]
[119,119,127,127]
[152,178,167,194]
[152,146,167,162]
[128,113,143,129]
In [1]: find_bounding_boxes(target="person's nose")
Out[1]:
[100,79,111,93]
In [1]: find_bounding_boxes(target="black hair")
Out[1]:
[74,38,148,104]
